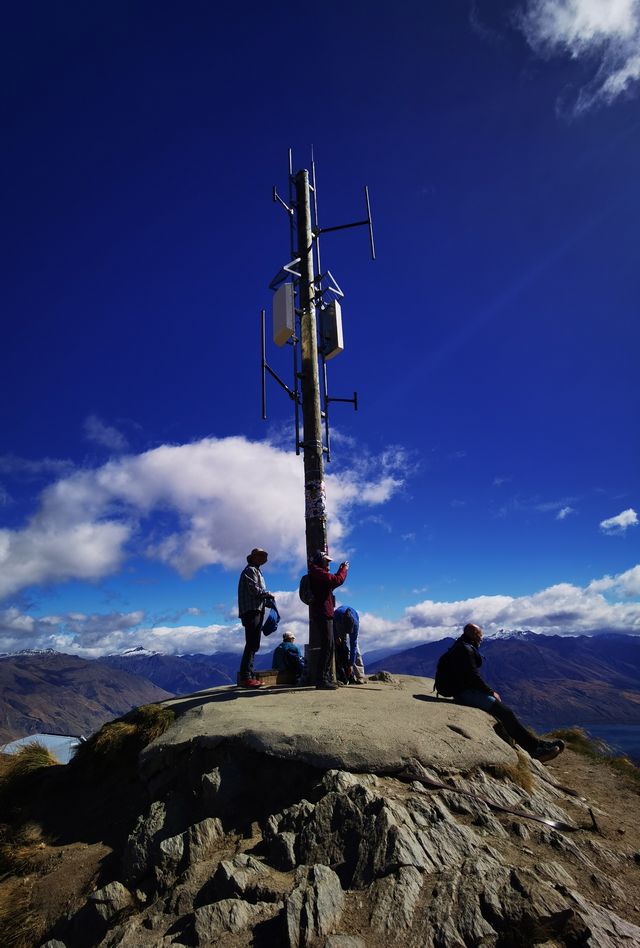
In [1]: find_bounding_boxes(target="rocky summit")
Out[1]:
[38,675,640,946]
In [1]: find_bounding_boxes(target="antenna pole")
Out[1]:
[295,168,326,679]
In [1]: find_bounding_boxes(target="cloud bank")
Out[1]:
[518,0,640,113]
[0,437,406,600]
[2,564,638,657]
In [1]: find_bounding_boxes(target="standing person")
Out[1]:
[442,623,565,763]
[308,551,348,690]
[237,547,272,688]
[334,605,361,683]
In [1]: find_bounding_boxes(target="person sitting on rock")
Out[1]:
[308,551,348,691]
[334,605,363,684]
[272,632,305,680]
[444,623,565,763]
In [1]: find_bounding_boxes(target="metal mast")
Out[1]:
[295,169,327,563]
[262,150,375,679]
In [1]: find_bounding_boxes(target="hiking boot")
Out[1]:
[531,739,565,763]
[240,678,263,688]
[316,681,339,690]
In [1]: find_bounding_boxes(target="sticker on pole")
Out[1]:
[305,479,326,519]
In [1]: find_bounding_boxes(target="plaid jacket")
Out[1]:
[238,564,268,617]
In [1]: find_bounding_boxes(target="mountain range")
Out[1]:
[0,650,172,745]
[2,632,639,745]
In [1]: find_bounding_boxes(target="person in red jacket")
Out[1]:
[308,550,349,690]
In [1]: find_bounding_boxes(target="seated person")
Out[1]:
[442,623,565,763]
[272,631,305,679]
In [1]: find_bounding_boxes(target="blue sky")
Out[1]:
[1,1,639,656]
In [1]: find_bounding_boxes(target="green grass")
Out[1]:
[548,727,640,783]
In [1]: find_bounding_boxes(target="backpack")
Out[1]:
[298,574,314,606]
[434,644,458,697]
[261,601,280,637]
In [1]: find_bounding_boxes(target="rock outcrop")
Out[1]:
[49,677,640,946]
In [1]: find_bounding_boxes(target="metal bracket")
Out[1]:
[314,270,344,302]
[272,185,293,216]
[313,185,376,260]
[268,257,302,291]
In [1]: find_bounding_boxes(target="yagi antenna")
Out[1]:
[261,148,375,462]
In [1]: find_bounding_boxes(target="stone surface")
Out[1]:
[324,938,367,947]
[192,898,280,945]
[141,675,518,784]
[285,865,345,948]
[88,882,134,921]
[368,866,423,933]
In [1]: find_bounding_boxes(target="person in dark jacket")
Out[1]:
[449,623,565,763]
[308,550,348,690]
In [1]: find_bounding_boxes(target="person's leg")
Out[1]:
[316,618,336,686]
[489,701,539,754]
[240,611,262,681]
[456,689,538,754]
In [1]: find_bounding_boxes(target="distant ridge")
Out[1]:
[0,651,173,745]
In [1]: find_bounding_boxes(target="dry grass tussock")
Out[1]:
[0,746,58,948]
[485,750,534,794]
[0,742,58,811]
[549,726,640,783]
[0,879,44,948]
[71,703,175,773]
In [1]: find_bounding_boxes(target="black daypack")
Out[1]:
[434,644,458,697]
[298,574,314,606]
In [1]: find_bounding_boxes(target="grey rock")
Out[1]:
[186,816,224,863]
[566,891,640,947]
[123,800,168,884]
[41,942,67,948]
[193,898,280,945]
[88,881,134,921]
[324,938,367,947]
[210,853,273,901]
[158,830,184,867]
[369,866,423,933]
[285,864,345,948]
[201,766,222,806]
[296,785,480,887]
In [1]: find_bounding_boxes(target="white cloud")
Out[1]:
[0,454,73,479]
[84,415,129,452]
[3,564,639,657]
[0,436,406,600]
[588,563,640,595]
[519,0,640,113]
[599,507,638,534]
[556,505,575,519]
